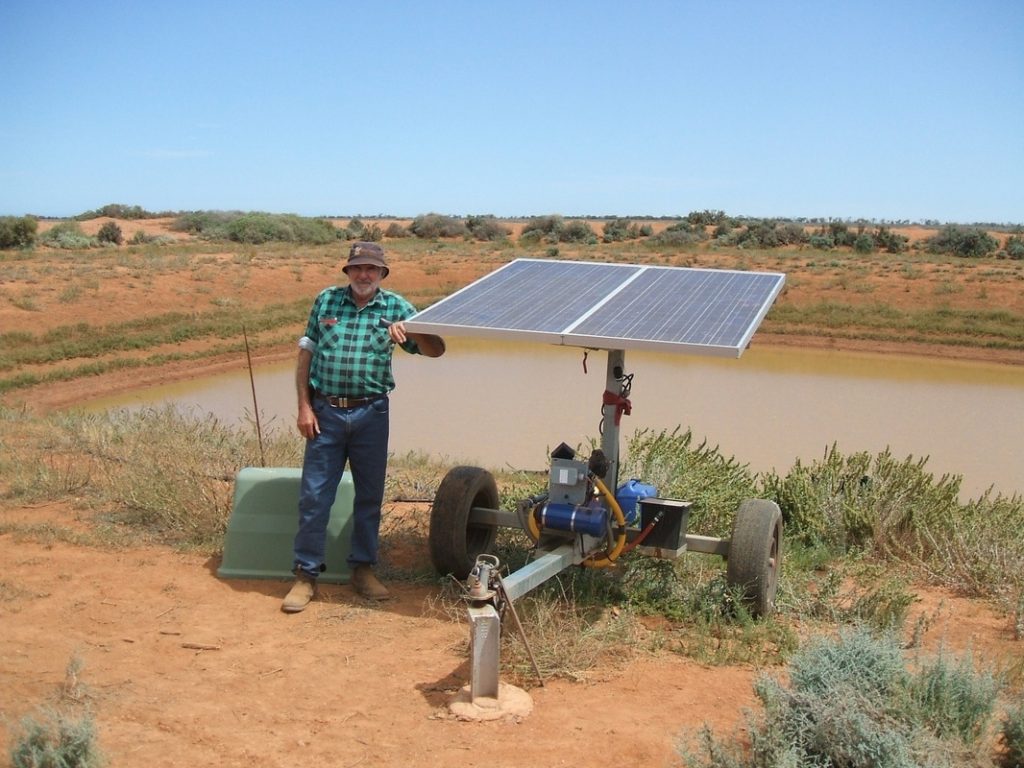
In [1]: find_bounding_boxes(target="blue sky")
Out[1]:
[1,1,1021,223]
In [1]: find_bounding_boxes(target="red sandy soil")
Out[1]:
[2,497,1020,767]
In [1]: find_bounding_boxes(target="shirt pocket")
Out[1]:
[317,317,343,347]
[368,326,393,354]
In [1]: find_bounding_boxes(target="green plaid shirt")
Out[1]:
[302,286,420,397]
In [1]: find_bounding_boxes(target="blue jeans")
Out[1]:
[292,396,390,580]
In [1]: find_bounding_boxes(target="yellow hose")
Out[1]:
[582,476,627,568]
[526,502,542,542]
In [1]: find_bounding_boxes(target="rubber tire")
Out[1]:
[725,498,783,618]
[429,466,500,579]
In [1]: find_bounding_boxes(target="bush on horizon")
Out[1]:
[77,202,159,220]
[408,212,467,239]
[96,221,123,245]
[169,211,339,244]
[0,215,38,249]
[37,221,95,250]
[924,225,999,258]
[466,214,511,241]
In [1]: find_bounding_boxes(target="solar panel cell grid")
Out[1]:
[405,259,784,358]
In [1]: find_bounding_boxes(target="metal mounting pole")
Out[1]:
[600,349,626,491]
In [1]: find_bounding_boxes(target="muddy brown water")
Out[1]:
[86,338,1023,500]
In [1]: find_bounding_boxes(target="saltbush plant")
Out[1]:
[37,221,95,249]
[681,626,1003,768]
[9,709,105,768]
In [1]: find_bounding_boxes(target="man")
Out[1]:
[283,241,445,613]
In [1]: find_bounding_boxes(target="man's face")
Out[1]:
[345,264,383,301]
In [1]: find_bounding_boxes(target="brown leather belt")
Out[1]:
[317,393,385,409]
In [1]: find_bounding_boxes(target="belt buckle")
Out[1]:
[327,395,359,408]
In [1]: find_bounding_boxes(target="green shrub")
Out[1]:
[854,233,875,253]
[170,210,239,237]
[825,220,857,247]
[602,218,646,242]
[712,220,735,239]
[384,222,410,238]
[346,217,365,236]
[9,709,105,768]
[924,225,999,258]
[1004,234,1024,260]
[760,445,962,550]
[96,221,123,245]
[682,626,1002,768]
[226,213,339,245]
[169,210,339,243]
[38,221,95,249]
[559,219,597,244]
[0,215,38,249]
[721,219,807,249]
[686,209,728,226]
[361,222,384,242]
[77,202,154,220]
[408,212,467,239]
[226,214,293,244]
[874,226,909,253]
[1002,698,1024,767]
[128,230,174,246]
[465,215,510,241]
[808,233,834,250]
[622,427,759,537]
[651,221,707,248]
[519,214,565,243]
[908,651,999,743]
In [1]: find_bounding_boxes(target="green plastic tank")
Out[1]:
[217,467,354,584]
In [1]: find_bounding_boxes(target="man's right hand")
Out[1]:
[297,402,320,439]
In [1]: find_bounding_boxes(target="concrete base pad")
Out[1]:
[448,683,533,721]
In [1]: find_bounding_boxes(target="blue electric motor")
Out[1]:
[540,501,610,538]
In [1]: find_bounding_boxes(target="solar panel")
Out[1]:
[404,258,785,357]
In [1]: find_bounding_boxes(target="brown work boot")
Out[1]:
[351,564,390,600]
[282,575,316,613]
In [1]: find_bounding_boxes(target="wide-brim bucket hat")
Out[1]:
[343,241,389,278]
